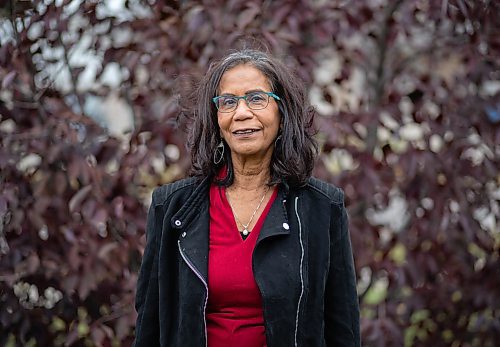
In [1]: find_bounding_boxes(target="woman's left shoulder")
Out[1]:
[302,177,345,205]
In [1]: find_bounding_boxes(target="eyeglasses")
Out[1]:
[212,91,281,113]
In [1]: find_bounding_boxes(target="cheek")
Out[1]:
[217,116,224,129]
[269,111,281,134]
[217,117,229,137]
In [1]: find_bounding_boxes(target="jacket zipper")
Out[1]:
[294,196,305,347]
[177,240,208,347]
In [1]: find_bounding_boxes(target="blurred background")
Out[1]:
[0,0,498,346]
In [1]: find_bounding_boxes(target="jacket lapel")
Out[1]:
[257,185,291,245]
[171,178,294,283]
[172,177,211,283]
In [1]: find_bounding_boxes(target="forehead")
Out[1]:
[218,64,271,94]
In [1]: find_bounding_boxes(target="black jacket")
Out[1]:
[134,176,360,346]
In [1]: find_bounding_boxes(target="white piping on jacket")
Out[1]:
[294,196,304,347]
[177,240,208,347]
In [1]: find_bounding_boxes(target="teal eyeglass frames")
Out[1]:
[212,91,281,113]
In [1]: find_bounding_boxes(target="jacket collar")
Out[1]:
[170,175,211,230]
[171,176,211,283]
[170,175,291,232]
[170,175,292,284]
[257,183,291,244]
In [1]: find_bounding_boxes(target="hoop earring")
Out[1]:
[213,140,225,165]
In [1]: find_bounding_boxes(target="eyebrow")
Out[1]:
[218,89,267,97]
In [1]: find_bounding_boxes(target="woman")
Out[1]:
[134,49,360,346]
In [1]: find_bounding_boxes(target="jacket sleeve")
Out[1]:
[324,197,360,347]
[133,190,162,346]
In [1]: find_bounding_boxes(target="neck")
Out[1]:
[230,154,272,191]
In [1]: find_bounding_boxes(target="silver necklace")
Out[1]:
[226,186,270,237]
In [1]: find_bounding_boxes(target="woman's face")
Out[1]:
[216,64,280,162]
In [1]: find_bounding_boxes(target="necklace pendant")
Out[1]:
[241,228,249,236]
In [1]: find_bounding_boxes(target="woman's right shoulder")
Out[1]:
[150,177,199,206]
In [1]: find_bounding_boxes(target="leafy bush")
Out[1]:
[1,0,498,346]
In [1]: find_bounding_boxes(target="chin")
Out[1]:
[232,149,258,157]
[231,147,274,159]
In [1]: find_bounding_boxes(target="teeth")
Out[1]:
[234,129,257,134]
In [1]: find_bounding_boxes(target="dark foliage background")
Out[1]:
[0,0,498,346]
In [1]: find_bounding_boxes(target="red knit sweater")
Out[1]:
[207,183,277,347]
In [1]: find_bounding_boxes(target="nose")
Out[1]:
[233,98,253,120]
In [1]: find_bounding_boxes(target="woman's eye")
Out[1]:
[248,93,266,103]
[221,97,236,106]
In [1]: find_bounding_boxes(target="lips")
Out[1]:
[232,128,260,135]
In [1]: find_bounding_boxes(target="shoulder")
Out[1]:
[304,177,344,205]
[151,177,199,206]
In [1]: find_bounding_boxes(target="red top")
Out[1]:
[207,183,277,347]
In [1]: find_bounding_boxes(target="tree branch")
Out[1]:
[366,0,405,154]
[58,35,85,115]
[8,0,48,119]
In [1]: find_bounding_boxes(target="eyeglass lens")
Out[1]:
[216,92,270,112]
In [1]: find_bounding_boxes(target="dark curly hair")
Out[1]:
[187,49,317,187]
